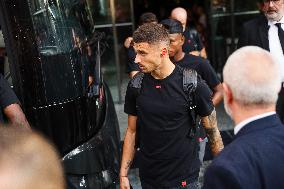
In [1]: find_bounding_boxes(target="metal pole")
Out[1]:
[85,0,95,27]
[110,0,122,103]
[209,0,217,70]
[130,0,135,32]
[230,0,235,53]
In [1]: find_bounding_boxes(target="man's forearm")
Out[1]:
[212,83,223,106]
[201,109,224,156]
[4,104,30,130]
[200,48,207,59]
[212,91,223,106]
[120,128,136,177]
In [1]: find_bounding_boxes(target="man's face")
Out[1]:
[262,0,284,21]
[168,33,184,58]
[134,42,163,73]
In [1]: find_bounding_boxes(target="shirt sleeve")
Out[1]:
[0,74,20,109]
[195,79,214,117]
[199,60,221,90]
[124,81,138,116]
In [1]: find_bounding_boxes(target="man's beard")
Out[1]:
[264,7,284,21]
[265,11,280,21]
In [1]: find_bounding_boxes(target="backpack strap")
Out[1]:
[183,68,197,106]
[183,68,198,139]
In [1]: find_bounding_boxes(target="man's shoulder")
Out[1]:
[207,139,250,177]
[212,124,280,167]
[128,72,144,88]
[180,54,206,66]
[186,54,207,62]
[243,15,267,28]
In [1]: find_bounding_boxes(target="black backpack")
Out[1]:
[129,67,199,148]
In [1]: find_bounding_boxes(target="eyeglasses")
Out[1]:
[263,0,281,4]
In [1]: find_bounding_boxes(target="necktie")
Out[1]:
[275,23,284,54]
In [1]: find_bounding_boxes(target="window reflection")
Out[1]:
[28,0,93,55]
[26,0,101,99]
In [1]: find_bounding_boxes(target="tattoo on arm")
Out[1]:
[208,109,217,124]
[201,109,224,156]
[125,160,133,170]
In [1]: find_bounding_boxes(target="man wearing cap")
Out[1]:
[160,18,223,106]
[238,0,284,123]
[171,7,207,58]
[160,18,223,162]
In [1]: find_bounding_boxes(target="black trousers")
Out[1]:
[276,83,284,124]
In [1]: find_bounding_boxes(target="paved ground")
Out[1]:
[112,77,234,189]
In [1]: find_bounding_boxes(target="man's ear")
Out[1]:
[180,35,185,46]
[161,48,167,56]
[223,83,233,103]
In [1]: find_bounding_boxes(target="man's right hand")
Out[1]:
[120,176,131,189]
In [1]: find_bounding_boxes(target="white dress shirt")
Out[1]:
[268,17,284,82]
[234,112,276,135]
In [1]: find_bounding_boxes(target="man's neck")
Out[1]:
[172,51,185,62]
[151,59,175,80]
[233,104,275,125]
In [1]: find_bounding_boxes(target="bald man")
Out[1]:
[171,7,207,59]
[0,126,65,189]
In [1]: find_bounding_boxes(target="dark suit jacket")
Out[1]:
[238,15,270,51]
[202,114,284,189]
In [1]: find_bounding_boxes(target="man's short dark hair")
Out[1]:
[133,23,169,45]
[139,12,158,25]
[160,19,183,34]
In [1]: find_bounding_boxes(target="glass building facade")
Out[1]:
[0,0,262,102]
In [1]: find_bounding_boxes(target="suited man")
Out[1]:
[238,0,284,123]
[202,46,284,189]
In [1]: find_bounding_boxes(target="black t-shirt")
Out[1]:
[124,66,214,187]
[125,46,140,73]
[175,54,220,90]
[182,27,204,54]
[0,74,20,122]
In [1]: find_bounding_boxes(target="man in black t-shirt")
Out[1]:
[0,74,30,129]
[160,18,223,107]
[161,18,223,162]
[120,23,223,189]
[171,7,207,59]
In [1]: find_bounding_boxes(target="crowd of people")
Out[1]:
[0,0,284,189]
[121,1,284,189]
